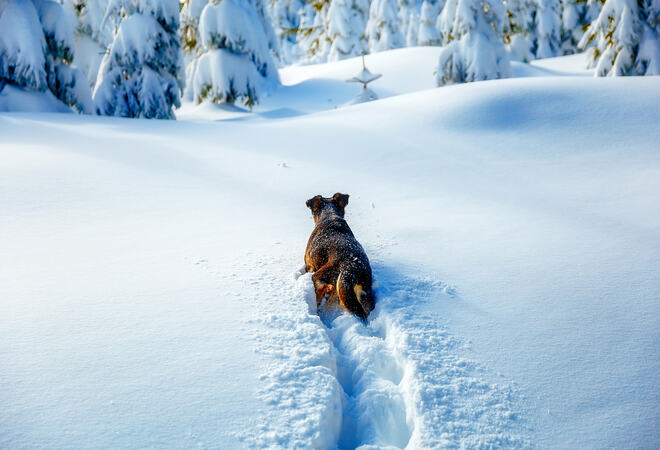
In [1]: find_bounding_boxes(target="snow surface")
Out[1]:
[2,49,660,448]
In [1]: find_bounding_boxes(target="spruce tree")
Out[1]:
[580,0,660,75]
[0,0,93,113]
[367,0,405,52]
[71,0,116,86]
[418,0,443,46]
[436,0,512,85]
[266,0,306,64]
[327,0,370,60]
[504,0,535,61]
[188,0,279,107]
[93,0,183,119]
[560,0,586,54]
[534,0,562,58]
[297,0,331,62]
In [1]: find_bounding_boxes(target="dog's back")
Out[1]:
[305,193,374,320]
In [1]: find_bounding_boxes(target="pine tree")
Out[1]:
[559,0,586,54]
[418,0,443,46]
[436,0,512,85]
[93,0,183,119]
[400,0,421,46]
[580,0,660,75]
[266,0,306,65]
[504,0,535,61]
[367,0,405,52]
[534,0,562,58]
[0,0,93,113]
[327,0,370,60]
[71,0,116,86]
[188,0,279,107]
[297,0,331,62]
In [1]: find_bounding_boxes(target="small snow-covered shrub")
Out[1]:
[188,0,278,107]
[436,0,512,85]
[0,0,93,113]
[93,0,184,119]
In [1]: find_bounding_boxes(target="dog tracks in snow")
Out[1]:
[223,256,529,449]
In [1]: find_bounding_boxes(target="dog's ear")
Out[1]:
[332,193,349,213]
[306,195,322,212]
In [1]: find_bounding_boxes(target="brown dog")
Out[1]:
[305,193,375,320]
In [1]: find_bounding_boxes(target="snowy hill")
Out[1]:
[1,49,659,448]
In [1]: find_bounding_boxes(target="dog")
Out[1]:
[305,193,375,321]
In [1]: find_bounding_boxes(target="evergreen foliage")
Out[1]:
[0,0,93,113]
[580,0,660,75]
[436,0,512,84]
[187,0,279,107]
[93,0,183,119]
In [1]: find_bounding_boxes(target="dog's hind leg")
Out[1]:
[312,263,338,307]
[337,273,369,321]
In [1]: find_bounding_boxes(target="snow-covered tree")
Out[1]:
[188,0,279,107]
[265,0,306,64]
[327,0,370,60]
[534,0,561,58]
[180,0,207,58]
[93,0,183,119]
[0,0,93,113]
[254,0,280,62]
[297,0,332,62]
[504,0,535,61]
[367,0,406,52]
[418,0,443,46]
[436,0,512,85]
[71,0,116,86]
[580,0,660,76]
[560,0,586,54]
[400,0,421,46]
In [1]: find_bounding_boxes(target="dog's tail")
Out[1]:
[337,272,375,321]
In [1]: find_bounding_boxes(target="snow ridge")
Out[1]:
[247,257,528,449]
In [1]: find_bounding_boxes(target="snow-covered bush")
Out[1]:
[327,0,370,60]
[0,0,93,113]
[367,0,405,52]
[188,0,279,107]
[580,0,660,76]
[534,0,562,58]
[93,0,183,119]
[418,0,443,46]
[436,0,512,85]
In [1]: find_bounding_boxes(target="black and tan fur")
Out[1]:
[305,193,375,321]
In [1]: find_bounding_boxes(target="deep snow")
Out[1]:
[1,49,659,448]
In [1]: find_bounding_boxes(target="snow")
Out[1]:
[2,48,660,448]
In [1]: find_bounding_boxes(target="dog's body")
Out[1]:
[305,193,375,320]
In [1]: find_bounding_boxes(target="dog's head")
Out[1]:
[306,193,349,222]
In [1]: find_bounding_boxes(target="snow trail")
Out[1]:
[242,254,529,449]
[320,308,412,449]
